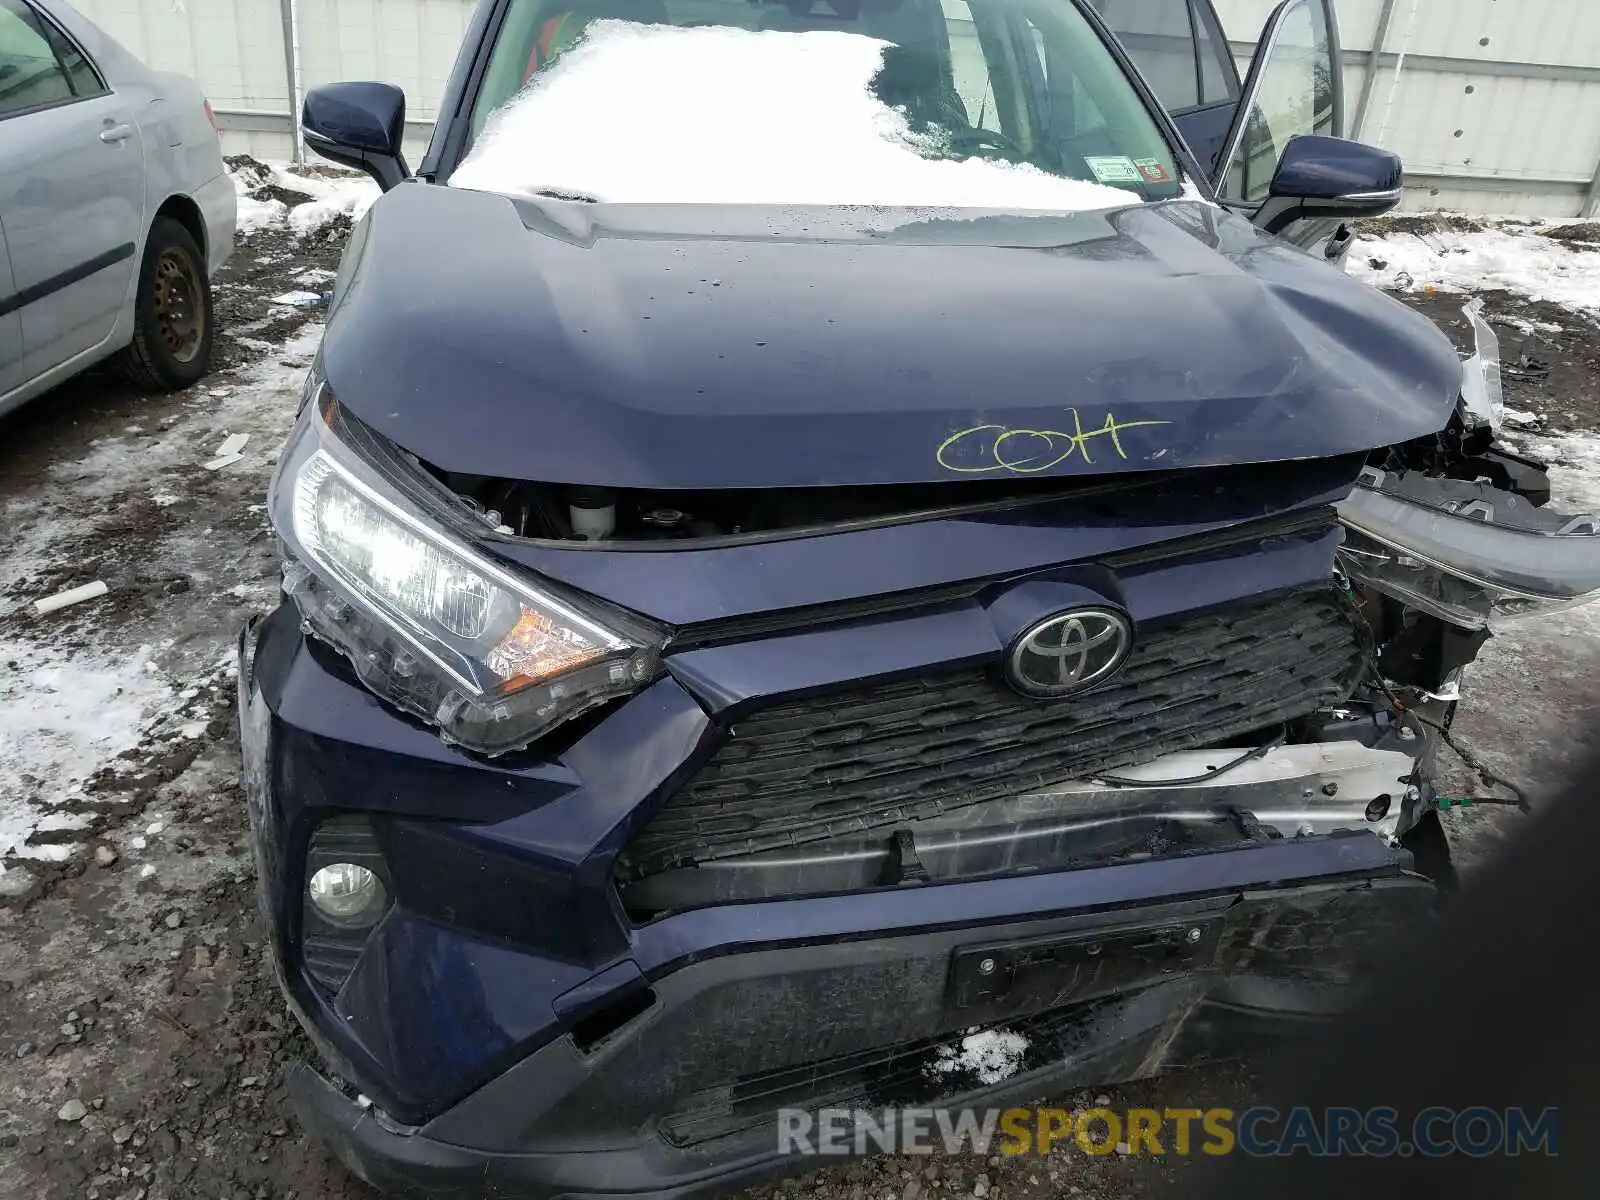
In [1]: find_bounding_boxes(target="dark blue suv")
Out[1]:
[238,0,1600,1195]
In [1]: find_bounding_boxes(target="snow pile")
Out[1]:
[233,170,287,233]
[453,22,1137,211]
[0,641,173,861]
[286,169,383,234]
[1351,222,1600,317]
[229,158,379,236]
[926,1028,1031,1086]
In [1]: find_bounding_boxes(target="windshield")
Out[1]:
[452,0,1184,209]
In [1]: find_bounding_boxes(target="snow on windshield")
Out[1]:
[451,21,1139,211]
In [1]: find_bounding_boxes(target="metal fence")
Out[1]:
[70,0,1600,216]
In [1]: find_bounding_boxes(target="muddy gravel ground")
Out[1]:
[1,217,1597,1200]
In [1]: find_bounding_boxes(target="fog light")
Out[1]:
[308,863,387,925]
[303,814,390,993]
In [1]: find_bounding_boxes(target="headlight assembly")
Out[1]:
[269,386,660,755]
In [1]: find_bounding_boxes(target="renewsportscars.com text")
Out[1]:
[777,1106,1558,1158]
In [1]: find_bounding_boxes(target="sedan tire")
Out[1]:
[114,216,216,392]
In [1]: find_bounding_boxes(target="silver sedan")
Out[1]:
[0,0,235,416]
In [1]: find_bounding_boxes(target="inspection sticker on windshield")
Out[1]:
[1084,156,1143,185]
[1134,157,1173,183]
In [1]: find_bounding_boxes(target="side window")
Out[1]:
[42,16,106,100]
[1191,1,1236,105]
[0,0,73,116]
[1090,0,1199,113]
[0,0,100,117]
[1219,0,1336,203]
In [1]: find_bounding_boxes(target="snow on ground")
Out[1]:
[1517,430,1600,514]
[0,643,170,864]
[1489,427,1600,648]
[1350,221,1600,316]
[454,21,1141,209]
[0,325,322,874]
[0,326,317,611]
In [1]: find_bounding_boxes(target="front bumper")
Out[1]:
[291,880,1422,1200]
[240,602,1435,1199]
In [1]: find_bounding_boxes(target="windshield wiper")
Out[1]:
[530,187,599,204]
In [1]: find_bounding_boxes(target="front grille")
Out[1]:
[621,590,1365,881]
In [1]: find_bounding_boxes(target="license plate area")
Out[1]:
[948,919,1220,1019]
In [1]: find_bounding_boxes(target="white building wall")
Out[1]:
[65,0,1600,217]
[69,0,478,162]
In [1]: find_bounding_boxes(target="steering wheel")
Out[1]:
[945,127,1028,163]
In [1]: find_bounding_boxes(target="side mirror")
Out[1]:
[1254,134,1402,236]
[302,83,411,192]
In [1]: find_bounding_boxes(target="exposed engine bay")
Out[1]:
[432,470,1160,543]
[429,397,1572,549]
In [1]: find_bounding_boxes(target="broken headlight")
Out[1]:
[1338,467,1600,631]
[268,387,661,755]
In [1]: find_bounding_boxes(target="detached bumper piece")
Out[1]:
[291,837,1431,1200]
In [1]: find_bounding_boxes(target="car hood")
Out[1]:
[321,184,1462,489]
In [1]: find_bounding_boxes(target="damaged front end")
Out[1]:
[246,291,1599,1196]
[603,304,1592,926]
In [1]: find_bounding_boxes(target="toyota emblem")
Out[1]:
[1006,609,1133,698]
